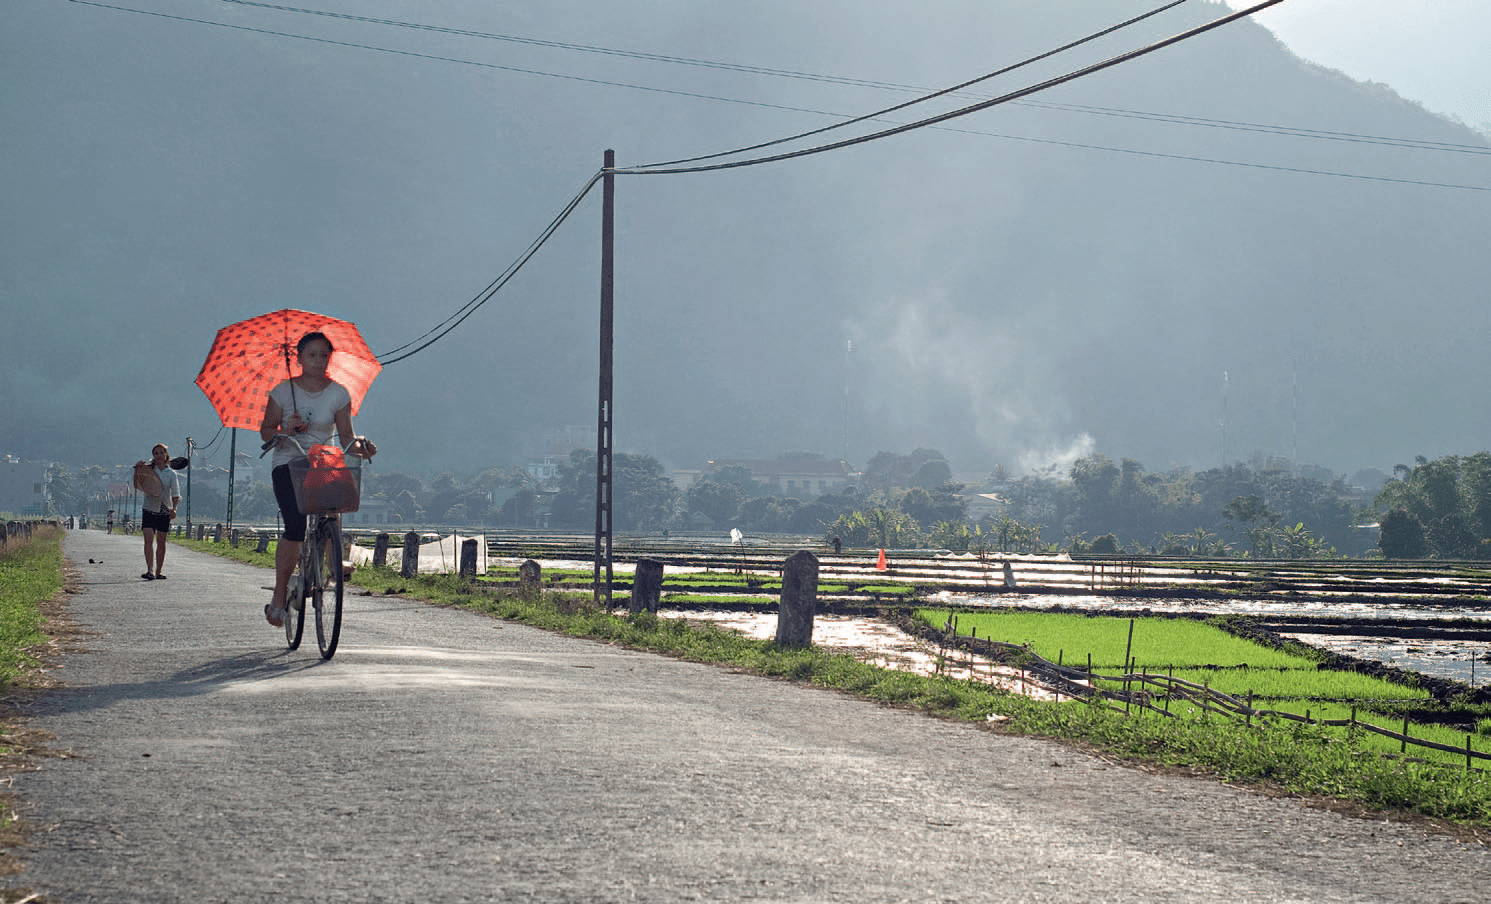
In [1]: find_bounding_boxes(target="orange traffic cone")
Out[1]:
[876,548,888,571]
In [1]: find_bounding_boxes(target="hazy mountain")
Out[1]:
[4,0,1487,480]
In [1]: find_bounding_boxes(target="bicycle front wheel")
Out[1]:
[284,566,306,650]
[313,517,344,659]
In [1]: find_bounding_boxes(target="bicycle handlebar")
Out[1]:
[259,433,372,459]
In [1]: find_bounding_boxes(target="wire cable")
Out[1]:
[636,0,1193,169]
[375,169,607,365]
[616,0,1288,175]
[72,2,1488,168]
[210,0,1490,157]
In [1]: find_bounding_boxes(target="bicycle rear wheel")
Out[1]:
[313,517,344,659]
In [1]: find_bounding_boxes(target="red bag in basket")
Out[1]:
[302,444,360,513]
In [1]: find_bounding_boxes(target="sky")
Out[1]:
[3,0,1488,488]
[1224,0,1491,133]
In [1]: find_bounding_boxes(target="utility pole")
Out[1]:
[594,150,616,606]
[184,436,194,534]
[226,429,236,530]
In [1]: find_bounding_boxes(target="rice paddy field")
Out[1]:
[918,608,1491,770]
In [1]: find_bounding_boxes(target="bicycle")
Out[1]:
[263,435,367,659]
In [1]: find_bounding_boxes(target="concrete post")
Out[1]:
[459,538,479,577]
[775,549,820,647]
[255,531,271,553]
[213,523,223,543]
[519,559,541,593]
[630,558,664,614]
[230,528,240,548]
[400,531,421,579]
[373,533,390,567]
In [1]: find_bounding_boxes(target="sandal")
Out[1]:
[154,574,167,580]
[141,572,155,580]
[264,604,286,628]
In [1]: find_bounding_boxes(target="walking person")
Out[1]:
[136,443,181,579]
[259,331,376,628]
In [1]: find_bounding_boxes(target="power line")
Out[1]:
[373,1,1301,364]
[70,1,1489,178]
[210,0,1490,157]
[62,0,1486,369]
[616,0,1290,175]
[635,0,1193,170]
[76,1,1490,160]
[375,170,607,365]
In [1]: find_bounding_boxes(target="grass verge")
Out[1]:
[0,529,57,687]
[0,522,66,875]
[171,536,1491,835]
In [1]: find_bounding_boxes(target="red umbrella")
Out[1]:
[194,309,382,431]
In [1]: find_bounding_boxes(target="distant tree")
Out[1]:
[366,471,424,503]
[1426,513,1477,559]
[787,500,839,534]
[424,473,462,522]
[1378,509,1428,559]
[737,495,800,533]
[860,451,911,493]
[910,458,953,489]
[237,481,279,521]
[1070,454,1120,533]
[711,465,763,495]
[497,490,541,528]
[45,464,86,516]
[1371,453,1491,559]
[1088,533,1120,555]
[391,489,419,523]
[552,450,680,531]
[686,478,746,525]
[828,507,921,549]
[898,486,965,529]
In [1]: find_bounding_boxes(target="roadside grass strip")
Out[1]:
[1249,702,1491,770]
[0,525,59,687]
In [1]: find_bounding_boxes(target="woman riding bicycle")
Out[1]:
[259,331,376,628]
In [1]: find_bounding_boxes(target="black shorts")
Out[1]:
[272,463,308,542]
[141,508,171,534]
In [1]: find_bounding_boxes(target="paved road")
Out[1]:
[8,530,1490,903]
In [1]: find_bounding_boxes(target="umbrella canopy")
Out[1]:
[194,309,382,431]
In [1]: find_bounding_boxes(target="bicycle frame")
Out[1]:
[265,434,365,659]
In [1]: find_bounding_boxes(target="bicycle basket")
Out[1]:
[288,445,363,514]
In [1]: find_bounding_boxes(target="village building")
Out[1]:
[675,458,857,499]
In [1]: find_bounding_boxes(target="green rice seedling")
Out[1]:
[665,574,757,586]
[1111,668,1433,702]
[856,584,915,595]
[922,610,1311,671]
[662,593,775,606]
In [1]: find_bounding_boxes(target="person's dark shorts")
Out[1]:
[272,463,308,542]
[141,508,171,534]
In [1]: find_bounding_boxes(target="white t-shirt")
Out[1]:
[143,465,180,514]
[268,379,352,467]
